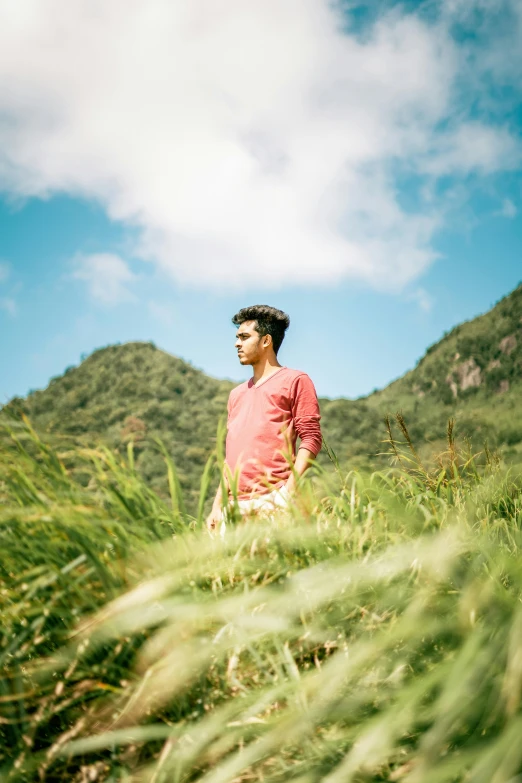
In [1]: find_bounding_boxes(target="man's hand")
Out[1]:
[206,477,229,533]
[206,506,222,532]
[285,447,316,494]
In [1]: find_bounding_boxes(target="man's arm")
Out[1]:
[287,374,322,495]
[285,447,316,494]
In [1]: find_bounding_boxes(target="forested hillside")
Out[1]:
[3,283,521,500]
[4,343,234,505]
[366,281,522,461]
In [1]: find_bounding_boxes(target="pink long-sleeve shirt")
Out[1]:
[225,367,322,498]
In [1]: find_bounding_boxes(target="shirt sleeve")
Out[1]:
[290,374,322,456]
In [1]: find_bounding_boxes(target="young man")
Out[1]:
[206,305,322,530]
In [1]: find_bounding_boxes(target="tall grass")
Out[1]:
[0,413,521,782]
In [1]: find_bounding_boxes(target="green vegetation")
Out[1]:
[1,283,521,778]
[365,282,522,464]
[3,284,521,502]
[1,414,522,781]
[4,343,234,508]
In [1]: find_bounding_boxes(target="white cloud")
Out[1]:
[0,263,10,283]
[72,253,137,305]
[420,123,521,177]
[496,198,518,218]
[0,0,520,290]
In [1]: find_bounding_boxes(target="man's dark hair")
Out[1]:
[232,305,290,355]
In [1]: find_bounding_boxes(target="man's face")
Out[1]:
[235,320,266,365]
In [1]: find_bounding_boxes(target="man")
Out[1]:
[206,305,322,530]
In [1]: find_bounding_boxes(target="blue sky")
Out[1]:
[0,0,521,402]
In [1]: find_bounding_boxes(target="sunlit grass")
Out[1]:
[1,414,521,782]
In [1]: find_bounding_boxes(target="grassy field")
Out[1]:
[1,414,522,782]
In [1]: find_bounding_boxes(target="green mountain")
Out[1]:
[366,281,522,460]
[4,283,522,499]
[4,344,234,504]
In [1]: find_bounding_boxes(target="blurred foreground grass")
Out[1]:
[1,415,522,782]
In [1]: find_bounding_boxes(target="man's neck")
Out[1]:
[251,355,282,385]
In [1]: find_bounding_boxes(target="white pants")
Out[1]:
[220,485,289,536]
